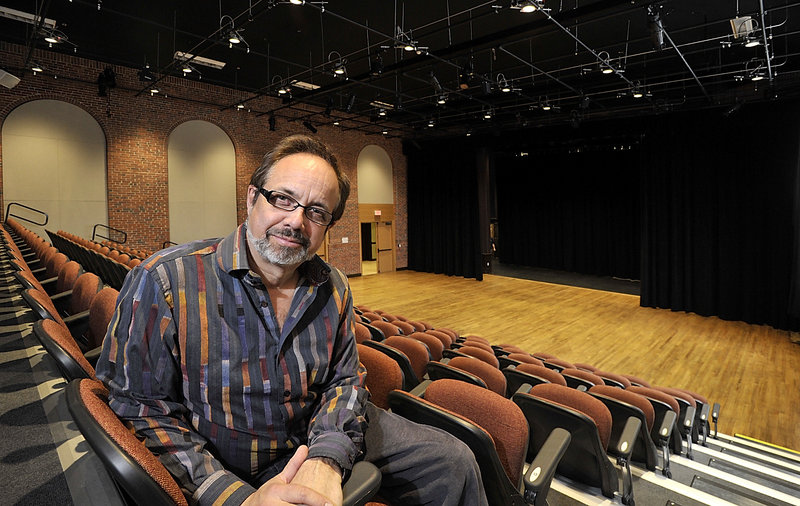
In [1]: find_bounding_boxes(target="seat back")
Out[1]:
[383,336,429,382]
[65,379,189,506]
[594,371,631,389]
[513,383,618,498]
[388,379,529,506]
[628,386,682,453]
[354,322,373,344]
[33,319,96,381]
[589,385,658,471]
[369,320,401,338]
[22,288,66,326]
[390,320,416,335]
[425,330,453,348]
[621,374,652,388]
[426,361,487,390]
[357,343,403,409]
[503,364,566,397]
[87,287,119,349]
[561,368,606,390]
[542,357,574,372]
[408,332,444,361]
[458,345,499,368]
[446,356,506,396]
[57,260,83,293]
[71,272,103,315]
[361,340,419,390]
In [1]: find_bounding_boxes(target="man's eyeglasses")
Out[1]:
[257,188,334,226]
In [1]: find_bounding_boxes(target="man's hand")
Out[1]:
[290,457,344,506]
[242,445,333,506]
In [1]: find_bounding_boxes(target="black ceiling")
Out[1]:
[2,0,799,139]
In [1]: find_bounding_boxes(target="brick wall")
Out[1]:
[0,42,407,275]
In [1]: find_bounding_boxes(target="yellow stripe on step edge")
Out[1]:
[734,434,800,456]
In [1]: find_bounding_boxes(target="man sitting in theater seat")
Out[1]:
[96,135,487,506]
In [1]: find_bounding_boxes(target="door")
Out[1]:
[376,221,394,273]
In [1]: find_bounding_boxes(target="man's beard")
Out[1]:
[246,220,312,266]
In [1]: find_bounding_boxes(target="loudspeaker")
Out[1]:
[0,69,21,89]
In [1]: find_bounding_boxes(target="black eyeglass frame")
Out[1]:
[256,188,335,226]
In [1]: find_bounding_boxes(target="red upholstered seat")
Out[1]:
[408,332,444,361]
[447,356,507,396]
[384,336,430,381]
[357,343,404,410]
[515,363,568,386]
[458,345,500,368]
[506,353,543,367]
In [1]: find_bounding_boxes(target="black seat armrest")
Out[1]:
[524,427,571,506]
[84,345,102,367]
[616,416,642,461]
[342,461,382,506]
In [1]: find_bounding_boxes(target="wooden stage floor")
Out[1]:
[348,270,800,452]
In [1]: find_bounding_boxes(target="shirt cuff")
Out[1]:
[307,431,358,472]
[193,469,256,506]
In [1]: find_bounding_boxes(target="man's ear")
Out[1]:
[246,185,258,211]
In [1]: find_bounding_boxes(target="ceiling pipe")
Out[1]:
[759,0,774,81]
[661,29,712,103]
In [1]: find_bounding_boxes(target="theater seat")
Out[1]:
[389,379,570,506]
[357,343,403,410]
[513,383,638,500]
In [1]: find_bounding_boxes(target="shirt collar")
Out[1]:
[220,223,331,286]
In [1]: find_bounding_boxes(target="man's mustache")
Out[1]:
[266,227,310,248]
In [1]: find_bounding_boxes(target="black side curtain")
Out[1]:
[640,101,800,331]
[406,140,483,280]
[495,149,641,280]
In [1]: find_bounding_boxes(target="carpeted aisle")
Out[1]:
[0,326,73,505]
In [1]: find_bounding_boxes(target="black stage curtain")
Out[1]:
[406,140,483,280]
[495,148,641,280]
[640,101,800,331]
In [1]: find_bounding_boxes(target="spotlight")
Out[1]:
[303,120,317,133]
[437,95,447,105]
[333,120,340,126]
[541,103,551,111]
[329,51,347,76]
[31,62,43,74]
[138,65,155,82]
[228,30,241,44]
[378,108,386,117]
[268,114,276,131]
[744,34,761,48]
[483,108,493,119]
[289,0,304,4]
[427,118,435,127]
[382,129,388,135]
[149,88,159,95]
[237,103,245,109]
[517,0,543,13]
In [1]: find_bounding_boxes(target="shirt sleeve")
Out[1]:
[95,264,255,506]
[305,276,370,471]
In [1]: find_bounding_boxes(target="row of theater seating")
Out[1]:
[99,238,152,261]
[352,303,723,505]
[2,219,382,506]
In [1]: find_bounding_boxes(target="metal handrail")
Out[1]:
[4,202,48,226]
[162,240,178,248]
[92,224,127,244]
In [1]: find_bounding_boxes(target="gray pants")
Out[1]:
[253,403,487,506]
[362,402,488,506]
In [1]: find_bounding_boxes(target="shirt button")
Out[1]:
[283,390,291,397]
[261,301,268,307]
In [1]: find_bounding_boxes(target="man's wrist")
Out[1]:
[309,456,343,479]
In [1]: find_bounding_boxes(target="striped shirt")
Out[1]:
[96,224,368,505]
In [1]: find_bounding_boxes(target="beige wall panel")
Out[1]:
[168,120,236,244]
[2,99,107,238]
[357,145,394,204]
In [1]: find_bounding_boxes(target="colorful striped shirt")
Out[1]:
[96,224,368,505]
